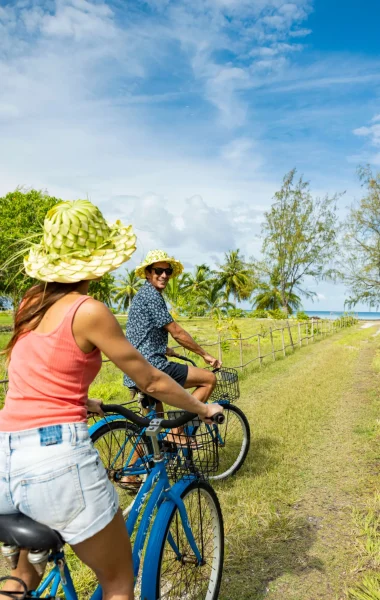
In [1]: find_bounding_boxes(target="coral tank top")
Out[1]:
[0,296,102,432]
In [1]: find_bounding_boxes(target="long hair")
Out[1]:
[3,281,83,361]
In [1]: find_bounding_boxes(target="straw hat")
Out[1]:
[135,249,184,279]
[24,200,136,283]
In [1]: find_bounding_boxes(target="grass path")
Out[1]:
[218,324,380,599]
[1,322,378,599]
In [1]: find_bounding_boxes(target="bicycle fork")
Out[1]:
[145,419,204,566]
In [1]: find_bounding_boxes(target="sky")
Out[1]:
[1,0,380,311]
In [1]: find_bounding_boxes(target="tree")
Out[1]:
[163,274,190,317]
[198,282,234,318]
[215,250,253,304]
[260,169,339,314]
[88,273,115,307]
[342,166,380,308]
[252,268,302,315]
[112,269,144,312]
[0,189,61,309]
[181,264,213,296]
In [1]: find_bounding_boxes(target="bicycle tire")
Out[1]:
[207,403,250,481]
[90,420,150,518]
[141,480,224,600]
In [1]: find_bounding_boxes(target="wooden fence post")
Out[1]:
[239,333,243,370]
[311,319,314,342]
[269,327,275,361]
[257,335,263,367]
[281,326,286,356]
[298,322,302,347]
[217,332,222,363]
[287,320,294,350]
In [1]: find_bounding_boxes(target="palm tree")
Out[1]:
[252,270,302,315]
[163,274,190,316]
[112,269,144,312]
[215,250,253,304]
[198,282,234,318]
[182,264,213,296]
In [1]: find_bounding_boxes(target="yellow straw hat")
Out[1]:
[24,200,136,283]
[135,249,184,279]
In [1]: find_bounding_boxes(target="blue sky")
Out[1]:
[1,0,379,310]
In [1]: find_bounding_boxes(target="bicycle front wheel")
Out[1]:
[208,403,250,481]
[142,480,224,600]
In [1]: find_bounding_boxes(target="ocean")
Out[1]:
[304,310,380,321]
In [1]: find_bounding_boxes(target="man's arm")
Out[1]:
[165,321,221,368]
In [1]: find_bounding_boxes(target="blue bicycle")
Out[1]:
[90,359,250,516]
[0,406,225,600]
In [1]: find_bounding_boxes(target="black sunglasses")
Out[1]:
[152,267,173,276]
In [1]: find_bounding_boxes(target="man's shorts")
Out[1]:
[162,361,189,387]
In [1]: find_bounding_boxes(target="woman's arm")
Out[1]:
[75,299,221,421]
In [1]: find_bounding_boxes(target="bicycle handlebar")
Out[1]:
[173,354,221,373]
[101,403,225,427]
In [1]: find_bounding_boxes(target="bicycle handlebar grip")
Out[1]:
[175,354,197,367]
[212,413,225,424]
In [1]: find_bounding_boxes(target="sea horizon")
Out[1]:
[304,310,380,320]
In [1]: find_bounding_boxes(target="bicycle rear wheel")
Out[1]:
[91,420,150,518]
[207,403,250,481]
[142,480,224,600]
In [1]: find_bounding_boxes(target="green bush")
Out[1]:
[267,308,287,320]
[249,309,268,319]
[296,311,310,321]
[228,308,247,318]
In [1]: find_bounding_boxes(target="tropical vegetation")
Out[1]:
[2,166,380,317]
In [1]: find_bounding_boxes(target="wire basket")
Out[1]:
[209,367,240,403]
[161,412,220,481]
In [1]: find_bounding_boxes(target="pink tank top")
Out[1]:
[0,296,102,432]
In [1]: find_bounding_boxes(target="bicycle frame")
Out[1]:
[30,455,201,599]
[88,398,231,481]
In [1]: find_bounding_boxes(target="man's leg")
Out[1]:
[183,366,217,403]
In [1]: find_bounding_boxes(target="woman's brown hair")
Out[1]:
[3,281,84,361]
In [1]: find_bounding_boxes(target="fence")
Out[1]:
[0,316,357,399]
[172,316,357,371]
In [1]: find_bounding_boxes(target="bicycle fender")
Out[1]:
[88,415,125,436]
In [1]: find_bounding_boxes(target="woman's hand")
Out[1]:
[87,398,104,416]
[200,402,224,424]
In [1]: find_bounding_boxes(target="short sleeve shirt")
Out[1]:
[123,282,173,388]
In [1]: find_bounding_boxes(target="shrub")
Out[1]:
[296,311,310,321]
[249,309,268,319]
[267,308,287,320]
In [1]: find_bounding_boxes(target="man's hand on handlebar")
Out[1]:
[201,402,224,424]
[166,347,180,358]
[202,353,222,369]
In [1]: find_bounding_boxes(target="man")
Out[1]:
[124,249,221,406]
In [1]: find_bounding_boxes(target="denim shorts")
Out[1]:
[0,423,119,545]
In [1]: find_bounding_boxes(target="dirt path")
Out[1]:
[263,336,379,599]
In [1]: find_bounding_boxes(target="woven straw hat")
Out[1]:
[135,249,184,279]
[24,200,136,283]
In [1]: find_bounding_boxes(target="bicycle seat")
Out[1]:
[0,513,63,550]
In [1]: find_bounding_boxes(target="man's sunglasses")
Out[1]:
[152,267,173,276]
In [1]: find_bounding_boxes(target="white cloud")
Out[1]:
[353,123,380,146]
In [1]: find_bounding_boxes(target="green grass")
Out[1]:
[1,318,377,600]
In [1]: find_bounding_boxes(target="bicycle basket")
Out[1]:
[209,367,240,402]
[162,412,219,481]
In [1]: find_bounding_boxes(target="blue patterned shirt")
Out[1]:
[123,282,173,388]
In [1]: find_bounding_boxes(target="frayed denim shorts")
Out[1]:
[0,423,119,545]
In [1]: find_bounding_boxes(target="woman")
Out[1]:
[0,200,222,600]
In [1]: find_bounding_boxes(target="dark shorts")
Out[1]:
[162,361,189,388]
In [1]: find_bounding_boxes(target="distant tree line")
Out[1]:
[0,166,377,315]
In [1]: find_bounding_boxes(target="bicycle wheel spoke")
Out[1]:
[159,485,222,599]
